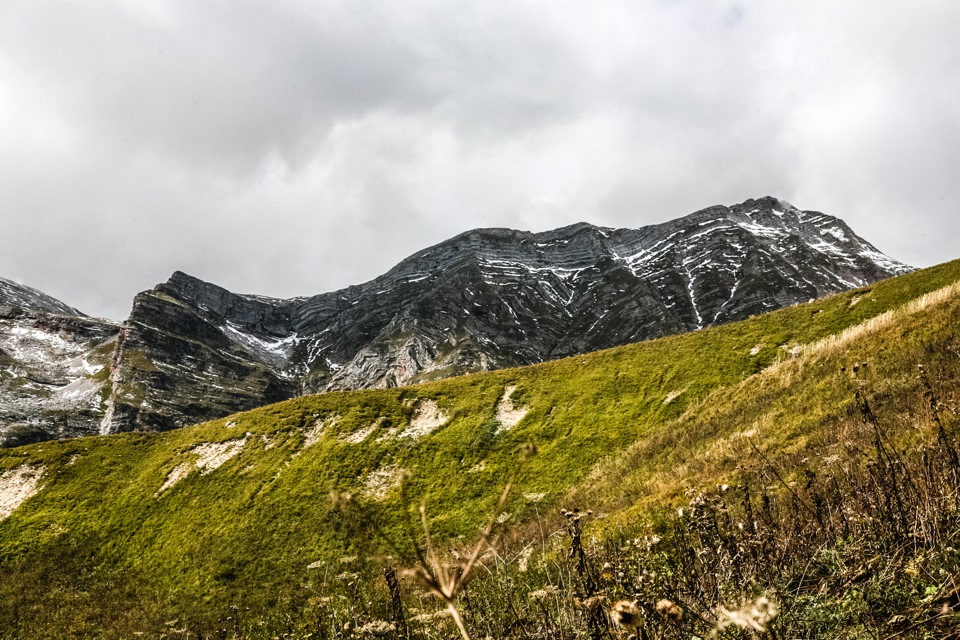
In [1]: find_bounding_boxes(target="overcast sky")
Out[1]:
[2,1,958,320]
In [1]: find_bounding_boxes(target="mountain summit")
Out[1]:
[0,277,83,317]
[97,196,910,434]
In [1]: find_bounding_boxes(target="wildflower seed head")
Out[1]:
[528,585,559,601]
[715,596,778,634]
[356,620,396,636]
[611,600,643,631]
[656,599,684,622]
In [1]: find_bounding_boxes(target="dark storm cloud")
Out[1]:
[2,1,958,319]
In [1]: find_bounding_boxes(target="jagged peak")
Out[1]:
[156,271,233,307]
[738,195,796,211]
[5,194,917,445]
[166,270,210,290]
[160,271,290,308]
[158,196,909,310]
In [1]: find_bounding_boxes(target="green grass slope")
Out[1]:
[1,260,960,637]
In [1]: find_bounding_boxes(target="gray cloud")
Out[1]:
[2,0,958,319]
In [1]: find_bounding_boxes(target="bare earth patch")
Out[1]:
[303,415,341,448]
[156,437,247,496]
[0,465,45,521]
[156,463,191,495]
[663,389,685,405]
[193,438,247,474]
[495,385,528,433]
[363,464,403,500]
[340,417,384,444]
[401,399,449,439]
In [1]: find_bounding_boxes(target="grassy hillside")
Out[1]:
[1,260,960,638]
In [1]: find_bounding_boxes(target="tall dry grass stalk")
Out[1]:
[400,443,536,640]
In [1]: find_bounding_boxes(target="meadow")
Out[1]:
[2,260,960,638]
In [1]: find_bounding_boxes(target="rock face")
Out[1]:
[0,277,83,317]
[0,280,119,447]
[98,196,911,434]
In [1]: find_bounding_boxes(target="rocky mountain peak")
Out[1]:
[92,196,910,435]
[153,271,295,338]
[0,196,913,444]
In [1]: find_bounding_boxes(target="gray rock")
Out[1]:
[0,277,84,317]
[0,302,119,446]
[97,196,910,434]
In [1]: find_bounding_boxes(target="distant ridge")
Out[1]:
[0,276,83,317]
[0,196,913,444]
[0,279,118,447]
[96,195,910,434]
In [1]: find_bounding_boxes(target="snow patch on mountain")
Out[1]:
[221,321,298,368]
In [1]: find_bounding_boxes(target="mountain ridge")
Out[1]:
[0,196,911,443]
[0,276,84,317]
[100,196,910,434]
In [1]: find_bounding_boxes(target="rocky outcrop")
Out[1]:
[97,196,911,434]
[97,280,297,434]
[0,286,119,447]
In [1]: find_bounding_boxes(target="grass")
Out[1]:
[0,260,959,637]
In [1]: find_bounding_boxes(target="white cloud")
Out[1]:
[1,0,958,318]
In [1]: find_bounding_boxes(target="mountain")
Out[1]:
[0,281,118,447]
[1,259,957,638]
[0,277,83,317]
[99,196,910,435]
[0,196,911,444]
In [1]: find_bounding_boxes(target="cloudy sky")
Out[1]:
[2,1,958,320]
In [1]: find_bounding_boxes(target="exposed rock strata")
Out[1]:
[0,283,119,446]
[97,196,911,434]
